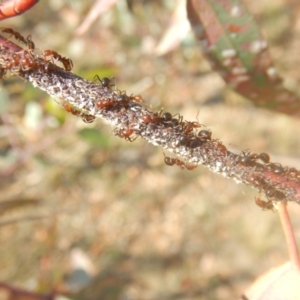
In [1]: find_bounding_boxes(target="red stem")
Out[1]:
[278,203,300,269]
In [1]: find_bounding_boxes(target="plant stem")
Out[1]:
[1,35,300,205]
[278,203,300,269]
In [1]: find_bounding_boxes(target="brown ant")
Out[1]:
[70,109,81,116]
[265,188,285,201]
[258,153,270,164]
[160,112,184,127]
[5,54,20,71]
[267,163,284,174]
[182,121,201,135]
[62,102,95,123]
[5,51,39,73]
[161,112,172,121]
[255,197,275,211]
[43,62,56,73]
[129,95,143,103]
[198,130,211,140]
[214,142,227,155]
[238,151,258,166]
[286,167,299,179]
[115,92,129,103]
[96,97,115,109]
[238,152,269,165]
[164,154,197,170]
[114,128,136,142]
[62,102,81,116]
[81,114,96,123]
[185,163,198,170]
[1,28,35,50]
[43,49,73,71]
[20,52,38,71]
[164,157,184,169]
[187,136,203,148]
[247,174,266,188]
[176,135,189,147]
[161,113,183,126]
[63,102,73,113]
[164,156,176,166]
[141,111,182,125]
[141,112,161,123]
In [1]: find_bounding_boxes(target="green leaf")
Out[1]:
[78,128,111,148]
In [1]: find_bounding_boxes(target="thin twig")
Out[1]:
[0,34,300,207]
[278,203,300,269]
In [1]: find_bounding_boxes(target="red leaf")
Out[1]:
[0,0,39,20]
[187,0,300,117]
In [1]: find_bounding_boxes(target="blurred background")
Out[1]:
[0,0,300,299]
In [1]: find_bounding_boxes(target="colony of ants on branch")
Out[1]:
[0,28,299,210]
[0,27,72,73]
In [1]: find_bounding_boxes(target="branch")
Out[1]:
[278,203,300,269]
[1,34,300,207]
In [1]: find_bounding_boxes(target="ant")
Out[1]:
[186,136,203,148]
[1,27,35,50]
[164,155,197,170]
[164,157,185,169]
[5,51,38,73]
[255,197,275,211]
[115,92,129,103]
[182,121,201,135]
[214,141,227,155]
[114,128,136,142]
[240,151,270,166]
[43,49,73,71]
[129,95,143,103]
[63,102,95,123]
[141,111,182,125]
[141,112,161,123]
[164,156,176,166]
[62,102,81,116]
[96,99,113,109]
[258,153,270,164]
[81,114,96,123]
[63,102,73,113]
[286,167,299,179]
[161,112,183,126]
[176,135,189,147]
[43,62,56,73]
[19,51,38,71]
[98,91,130,109]
[94,75,114,88]
[265,188,285,201]
[198,130,211,141]
[238,151,258,166]
[267,163,284,174]
[161,112,172,121]
[5,54,20,71]
[247,174,266,188]
[185,163,198,170]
